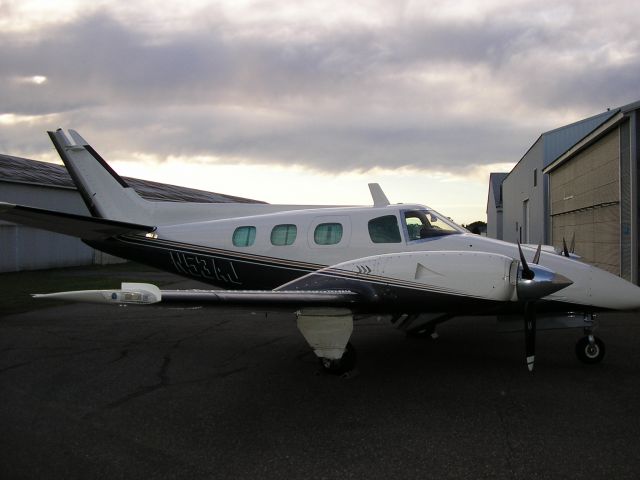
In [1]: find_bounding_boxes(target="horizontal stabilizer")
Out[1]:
[0,202,156,240]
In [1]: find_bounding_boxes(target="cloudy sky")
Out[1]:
[1,0,638,224]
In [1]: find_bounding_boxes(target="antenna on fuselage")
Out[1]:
[369,183,390,207]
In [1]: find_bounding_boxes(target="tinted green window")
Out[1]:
[271,224,297,246]
[368,215,401,243]
[314,223,343,245]
[232,226,256,247]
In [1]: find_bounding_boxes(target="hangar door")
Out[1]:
[549,129,621,276]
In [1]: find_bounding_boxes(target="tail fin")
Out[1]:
[48,129,152,224]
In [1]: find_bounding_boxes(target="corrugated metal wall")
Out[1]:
[0,183,123,272]
[0,224,94,271]
[620,120,632,280]
[549,128,621,275]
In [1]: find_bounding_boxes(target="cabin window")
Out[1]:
[314,223,343,245]
[405,214,423,241]
[271,224,297,246]
[368,215,401,243]
[403,210,459,240]
[232,226,256,247]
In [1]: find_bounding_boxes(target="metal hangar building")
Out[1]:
[0,155,262,273]
[487,99,640,282]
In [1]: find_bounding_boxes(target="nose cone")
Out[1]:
[517,264,573,301]
[588,267,640,310]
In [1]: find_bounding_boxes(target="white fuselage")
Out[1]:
[149,203,640,312]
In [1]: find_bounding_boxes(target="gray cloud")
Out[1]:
[0,1,638,173]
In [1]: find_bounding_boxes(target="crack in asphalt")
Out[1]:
[87,333,289,417]
[0,347,107,375]
[0,360,33,373]
[107,349,129,364]
[98,353,173,413]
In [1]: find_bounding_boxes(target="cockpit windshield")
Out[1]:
[403,209,464,241]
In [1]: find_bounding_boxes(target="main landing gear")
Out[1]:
[320,342,357,374]
[296,308,358,376]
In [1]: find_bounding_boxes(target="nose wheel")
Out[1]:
[575,335,605,364]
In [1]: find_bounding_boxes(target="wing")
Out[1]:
[0,202,156,240]
[32,282,361,309]
[31,251,572,313]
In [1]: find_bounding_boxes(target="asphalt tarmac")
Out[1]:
[1,270,640,479]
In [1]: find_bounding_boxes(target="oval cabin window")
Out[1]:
[232,226,256,247]
[314,223,343,245]
[271,224,297,246]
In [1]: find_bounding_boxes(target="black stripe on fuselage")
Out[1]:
[89,235,500,300]
[86,235,323,290]
[119,235,324,272]
[84,235,595,315]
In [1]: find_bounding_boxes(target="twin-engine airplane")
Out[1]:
[2,129,640,373]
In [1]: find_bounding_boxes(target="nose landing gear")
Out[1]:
[575,314,605,364]
[576,335,605,364]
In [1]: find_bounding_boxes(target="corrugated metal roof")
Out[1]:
[0,154,75,189]
[0,154,264,204]
[542,109,619,166]
[543,110,625,174]
[621,99,640,113]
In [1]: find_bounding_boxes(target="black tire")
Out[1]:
[320,342,357,374]
[575,336,605,364]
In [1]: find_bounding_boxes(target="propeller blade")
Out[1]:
[532,243,542,264]
[524,301,537,372]
[517,240,535,280]
[562,237,570,257]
